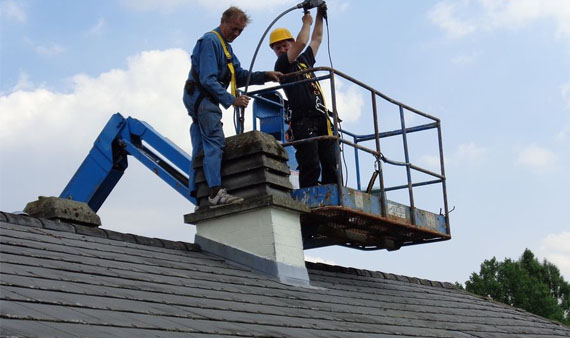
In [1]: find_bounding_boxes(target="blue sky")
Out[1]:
[1,0,569,284]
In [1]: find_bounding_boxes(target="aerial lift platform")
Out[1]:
[250,67,450,251]
[26,66,450,252]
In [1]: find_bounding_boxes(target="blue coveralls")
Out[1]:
[183,27,266,196]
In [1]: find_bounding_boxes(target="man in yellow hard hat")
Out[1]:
[269,4,336,189]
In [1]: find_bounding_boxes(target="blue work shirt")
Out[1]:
[183,27,266,116]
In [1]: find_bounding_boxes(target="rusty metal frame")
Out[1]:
[248,66,451,248]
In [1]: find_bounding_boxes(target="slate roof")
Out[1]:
[1,210,569,337]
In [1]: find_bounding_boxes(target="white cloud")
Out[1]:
[119,0,348,15]
[0,46,364,154]
[418,155,441,171]
[539,232,570,280]
[34,43,65,57]
[0,46,359,176]
[557,129,570,141]
[0,49,191,150]
[541,232,570,254]
[428,0,570,43]
[119,0,297,13]
[10,72,33,92]
[427,0,477,39]
[0,88,67,146]
[0,49,194,240]
[119,0,192,12]
[319,79,364,124]
[335,2,350,13]
[0,0,27,23]
[558,82,570,140]
[480,0,570,38]
[563,83,570,111]
[451,52,480,65]
[87,18,106,36]
[456,142,487,163]
[515,144,557,173]
[442,142,487,168]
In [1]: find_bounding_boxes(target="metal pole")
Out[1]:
[437,123,450,234]
[353,134,361,190]
[371,92,387,217]
[329,70,344,206]
[399,105,416,225]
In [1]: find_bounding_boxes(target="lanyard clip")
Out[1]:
[315,96,327,115]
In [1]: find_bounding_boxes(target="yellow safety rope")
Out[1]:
[298,62,333,136]
[211,30,237,97]
[314,81,333,136]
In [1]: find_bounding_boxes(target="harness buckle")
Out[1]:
[315,96,327,115]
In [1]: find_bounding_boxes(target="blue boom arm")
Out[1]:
[60,113,195,211]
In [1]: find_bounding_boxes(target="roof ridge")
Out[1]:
[305,261,457,289]
[0,211,200,253]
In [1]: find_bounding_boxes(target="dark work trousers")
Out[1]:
[292,115,338,188]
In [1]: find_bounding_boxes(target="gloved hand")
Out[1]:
[317,2,327,19]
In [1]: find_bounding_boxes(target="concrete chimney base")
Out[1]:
[186,131,311,286]
[186,195,310,286]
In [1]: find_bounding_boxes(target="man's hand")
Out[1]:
[265,71,283,82]
[317,3,327,18]
[232,94,251,108]
[302,11,313,26]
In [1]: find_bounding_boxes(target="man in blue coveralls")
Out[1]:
[183,6,282,208]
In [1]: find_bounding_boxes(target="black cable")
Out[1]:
[237,1,346,189]
[323,16,347,186]
[236,5,300,134]
[238,1,326,134]
[243,5,300,94]
[325,16,333,70]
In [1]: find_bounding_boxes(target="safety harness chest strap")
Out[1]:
[296,61,333,136]
[210,30,237,97]
[185,30,237,115]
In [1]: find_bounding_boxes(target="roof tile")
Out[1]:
[4,213,42,228]
[0,211,8,223]
[41,218,76,233]
[74,223,107,238]
[1,211,569,337]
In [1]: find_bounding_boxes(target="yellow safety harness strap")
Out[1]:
[211,30,237,97]
[314,80,333,136]
[297,62,333,136]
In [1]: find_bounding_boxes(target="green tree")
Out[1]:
[464,249,569,325]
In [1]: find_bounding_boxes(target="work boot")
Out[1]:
[208,188,244,207]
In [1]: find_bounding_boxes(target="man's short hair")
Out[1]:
[221,6,250,24]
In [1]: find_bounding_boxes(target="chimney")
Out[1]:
[23,196,102,227]
[184,131,311,286]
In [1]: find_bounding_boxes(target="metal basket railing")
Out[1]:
[248,66,449,232]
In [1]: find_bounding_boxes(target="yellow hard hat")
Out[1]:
[269,28,293,47]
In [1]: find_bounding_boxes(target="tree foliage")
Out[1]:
[464,249,569,325]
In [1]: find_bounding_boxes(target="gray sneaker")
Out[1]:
[208,188,244,207]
